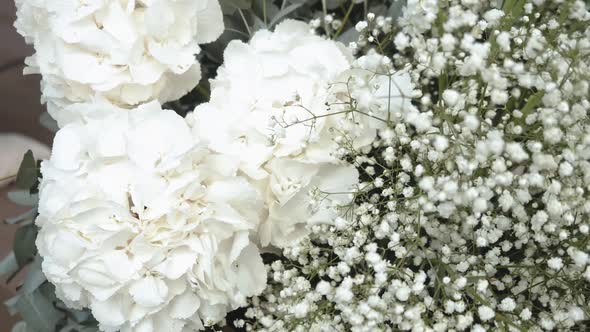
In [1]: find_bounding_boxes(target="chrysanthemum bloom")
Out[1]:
[14,0,224,127]
[189,20,359,247]
[36,101,266,331]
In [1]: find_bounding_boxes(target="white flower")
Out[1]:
[547,257,564,271]
[15,0,224,127]
[499,298,516,312]
[355,21,368,32]
[399,0,439,35]
[189,20,358,247]
[442,89,460,106]
[477,306,495,321]
[329,51,417,147]
[36,101,266,331]
[483,9,505,27]
[262,159,358,246]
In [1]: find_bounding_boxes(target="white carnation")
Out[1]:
[15,0,224,127]
[328,51,416,148]
[36,101,266,331]
[189,20,358,247]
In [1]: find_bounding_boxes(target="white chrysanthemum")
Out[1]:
[188,20,358,247]
[36,101,266,332]
[14,0,223,127]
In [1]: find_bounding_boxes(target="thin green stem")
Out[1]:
[334,1,355,38]
[238,8,251,37]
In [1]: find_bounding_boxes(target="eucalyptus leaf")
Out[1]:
[79,328,100,332]
[7,191,38,207]
[288,0,319,4]
[69,309,92,324]
[58,324,78,332]
[337,26,360,44]
[14,224,38,266]
[39,112,59,133]
[5,294,21,316]
[39,282,59,303]
[325,0,345,10]
[253,0,279,25]
[15,150,38,190]
[59,322,99,332]
[16,289,64,332]
[0,251,18,279]
[22,256,46,294]
[250,12,268,32]
[5,208,37,225]
[269,2,305,27]
[11,321,29,332]
[59,321,98,332]
[388,0,407,23]
[219,0,252,14]
[368,3,388,17]
[203,13,250,63]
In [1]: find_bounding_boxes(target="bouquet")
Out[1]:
[2,0,589,331]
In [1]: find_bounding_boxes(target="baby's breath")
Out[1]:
[248,1,590,331]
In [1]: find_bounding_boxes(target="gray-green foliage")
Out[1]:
[1,151,97,332]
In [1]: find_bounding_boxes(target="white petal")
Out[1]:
[170,292,200,319]
[235,244,266,296]
[91,295,129,329]
[195,0,224,44]
[50,124,84,171]
[153,247,198,280]
[129,276,169,307]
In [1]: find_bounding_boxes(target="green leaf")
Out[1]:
[5,294,21,316]
[502,0,516,11]
[510,0,527,19]
[325,0,345,10]
[16,288,64,332]
[388,0,407,23]
[250,12,267,31]
[39,112,59,133]
[15,150,38,191]
[337,27,360,44]
[288,0,318,3]
[520,91,545,118]
[252,0,279,25]
[219,0,252,14]
[14,224,38,267]
[11,321,30,332]
[203,14,249,63]
[0,251,18,279]
[22,256,46,294]
[69,310,92,324]
[7,191,38,207]
[5,208,37,225]
[269,3,305,28]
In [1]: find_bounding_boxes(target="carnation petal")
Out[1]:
[129,276,169,307]
[169,292,200,319]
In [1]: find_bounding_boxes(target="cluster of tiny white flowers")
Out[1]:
[348,13,395,55]
[245,0,590,331]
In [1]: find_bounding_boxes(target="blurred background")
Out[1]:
[1,2,53,329]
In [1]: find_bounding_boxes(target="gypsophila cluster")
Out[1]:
[245,0,590,331]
